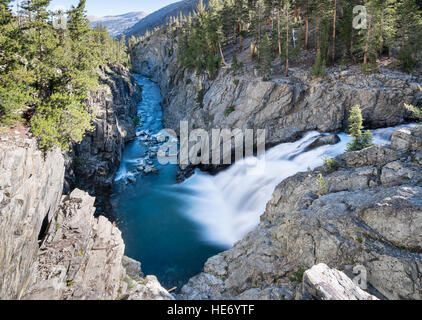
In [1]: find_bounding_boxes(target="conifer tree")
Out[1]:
[347,105,374,152]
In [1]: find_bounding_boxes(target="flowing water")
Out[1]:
[112,75,415,289]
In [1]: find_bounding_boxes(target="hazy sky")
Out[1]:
[47,0,180,17]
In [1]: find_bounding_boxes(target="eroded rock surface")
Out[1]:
[0,133,65,300]
[180,126,422,300]
[22,189,173,300]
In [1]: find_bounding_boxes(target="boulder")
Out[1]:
[299,264,378,300]
[304,134,341,152]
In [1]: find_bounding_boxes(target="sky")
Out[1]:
[47,0,181,17]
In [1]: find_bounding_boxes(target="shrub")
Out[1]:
[224,106,235,116]
[132,115,142,127]
[231,54,244,75]
[397,45,418,73]
[360,63,378,75]
[196,81,206,108]
[316,173,328,196]
[346,105,374,152]
[324,157,340,172]
[405,85,422,121]
[310,52,326,77]
[289,267,305,283]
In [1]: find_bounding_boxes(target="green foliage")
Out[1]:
[360,63,379,75]
[310,52,326,77]
[231,54,244,75]
[347,105,374,152]
[172,0,421,78]
[259,34,273,79]
[178,0,223,79]
[289,267,305,283]
[224,106,235,117]
[196,81,205,108]
[316,173,328,197]
[0,0,130,150]
[405,85,422,120]
[397,45,419,73]
[132,115,142,127]
[324,157,340,172]
[30,92,94,151]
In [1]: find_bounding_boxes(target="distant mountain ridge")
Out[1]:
[124,0,209,38]
[89,12,147,37]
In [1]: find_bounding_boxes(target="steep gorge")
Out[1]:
[0,66,172,300]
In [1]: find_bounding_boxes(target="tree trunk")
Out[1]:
[379,9,384,56]
[286,8,289,77]
[239,23,243,50]
[219,42,228,66]
[277,8,282,56]
[363,17,372,65]
[305,17,309,50]
[251,41,256,59]
[332,0,337,65]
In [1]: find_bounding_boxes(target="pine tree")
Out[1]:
[0,0,33,123]
[259,33,273,78]
[347,105,374,152]
[395,0,422,72]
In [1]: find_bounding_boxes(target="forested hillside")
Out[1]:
[133,0,422,80]
[0,0,129,150]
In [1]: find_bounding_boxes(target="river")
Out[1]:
[111,74,414,290]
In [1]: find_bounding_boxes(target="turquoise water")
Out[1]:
[111,76,225,289]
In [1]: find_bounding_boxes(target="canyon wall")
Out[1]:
[65,65,142,214]
[132,31,421,147]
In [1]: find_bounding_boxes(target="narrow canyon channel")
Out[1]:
[111,74,415,290]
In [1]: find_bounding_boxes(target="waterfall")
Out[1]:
[180,125,415,248]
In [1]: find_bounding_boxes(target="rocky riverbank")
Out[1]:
[179,125,422,300]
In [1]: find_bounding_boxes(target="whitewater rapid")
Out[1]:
[180,125,415,248]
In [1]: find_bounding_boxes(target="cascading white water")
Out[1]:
[180,125,415,248]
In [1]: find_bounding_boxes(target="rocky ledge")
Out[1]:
[180,125,422,300]
[23,189,173,300]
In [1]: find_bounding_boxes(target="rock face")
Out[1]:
[132,31,421,147]
[65,65,142,213]
[298,264,378,300]
[22,189,173,300]
[180,125,422,300]
[0,132,65,300]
